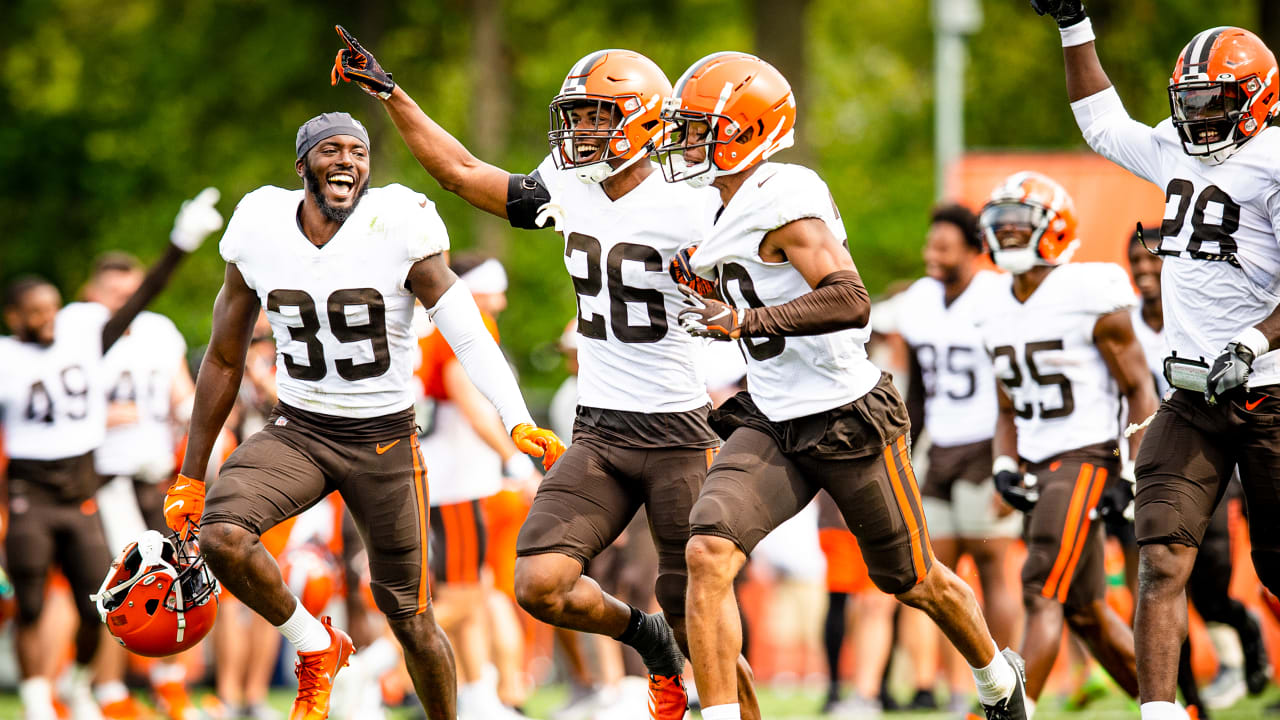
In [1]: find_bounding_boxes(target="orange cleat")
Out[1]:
[100,694,155,720]
[290,616,354,720]
[648,674,688,720]
[153,681,198,720]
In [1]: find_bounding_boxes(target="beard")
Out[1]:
[303,163,370,223]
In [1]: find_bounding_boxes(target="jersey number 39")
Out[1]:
[267,288,390,381]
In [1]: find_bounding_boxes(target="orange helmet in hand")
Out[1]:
[549,49,672,184]
[1169,26,1280,164]
[93,530,219,657]
[658,52,796,187]
[979,172,1080,275]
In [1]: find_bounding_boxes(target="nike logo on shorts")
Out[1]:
[1245,396,1266,411]
[376,439,401,454]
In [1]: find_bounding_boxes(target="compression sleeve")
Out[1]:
[1070,86,1163,184]
[739,270,870,338]
[427,280,535,432]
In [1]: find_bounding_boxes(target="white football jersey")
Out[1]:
[95,311,187,478]
[0,303,109,460]
[535,157,716,413]
[1130,306,1171,398]
[688,163,882,421]
[896,271,1004,447]
[1073,88,1280,386]
[975,263,1137,464]
[220,184,448,418]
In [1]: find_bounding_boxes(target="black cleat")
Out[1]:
[981,649,1029,720]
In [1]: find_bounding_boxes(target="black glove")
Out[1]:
[669,247,719,299]
[331,25,396,99]
[1205,341,1256,406]
[1029,0,1087,28]
[1094,473,1135,532]
[994,469,1039,513]
[677,286,741,341]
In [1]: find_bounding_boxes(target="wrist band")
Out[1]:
[993,455,1019,476]
[1233,326,1271,358]
[1060,17,1095,47]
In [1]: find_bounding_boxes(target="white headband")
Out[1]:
[460,258,508,294]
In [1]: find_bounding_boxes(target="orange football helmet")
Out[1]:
[548,49,672,184]
[280,542,342,617]
[93,530,219,658]
[978,171,1079,275]
[1169,26,1279,163]
[657,52,796,187]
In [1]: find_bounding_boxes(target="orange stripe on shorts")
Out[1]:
[1056,467,1108,603]
[896,435,933,566]
[411,435,430,613]
[884,441,927,584]
[1042,463,1095,600]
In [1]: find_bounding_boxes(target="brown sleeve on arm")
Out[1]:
[739,269,870,338]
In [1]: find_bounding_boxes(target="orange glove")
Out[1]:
[164,474,206,535]
[511,424,566,471]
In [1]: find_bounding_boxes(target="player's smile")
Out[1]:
[299,134,370,223]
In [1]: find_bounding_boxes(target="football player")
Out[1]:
[333,28,744,720]
[1034,3,1280,717]
[0,190,220,720]
[973,171,1157,715]
[82,251,200,720]
[896,203,1023,703]
[162,112,563,720]
[660,52,1028,720]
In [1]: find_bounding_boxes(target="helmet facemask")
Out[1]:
[980,201,1077,275]
[657,107,734,188]
[1169,79,1250,163]
[548,93,660,184]
[93,530,219,643]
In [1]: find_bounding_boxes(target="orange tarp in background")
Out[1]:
[947,151,1169,263]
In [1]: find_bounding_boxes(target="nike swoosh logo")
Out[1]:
[1245,396,1266,411]
[164,499,184,513]
[376,439,401,454]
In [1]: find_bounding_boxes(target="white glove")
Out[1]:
[535,201,566,232]
[170,187,223,252]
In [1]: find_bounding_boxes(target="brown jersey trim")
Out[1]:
[272,402,416,443]
[572,404,720,449]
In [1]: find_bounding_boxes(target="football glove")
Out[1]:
[669,247,719,298]
[331,25,396,99]
[993,456,1038,513]
[1205,331,1267,405]
[170,187,223,253]
[511,423,566,471]
[677,285,741,341]
[164,474,206,536]
[1029,0,1087,28]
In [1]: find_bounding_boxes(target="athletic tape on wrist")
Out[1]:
[1060,17,1095,47]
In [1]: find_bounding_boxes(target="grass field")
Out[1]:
[1,686,1277,719]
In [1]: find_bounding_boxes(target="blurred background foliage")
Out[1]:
[0,0,1273,399]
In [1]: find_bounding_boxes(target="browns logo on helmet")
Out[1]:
[92,529,219,658]
[548,49,672,184]
[1169,26,1280,164]
[979,171,1080,275]
[657,52,796,187]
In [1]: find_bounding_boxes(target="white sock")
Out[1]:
[93,681,129,704]
[360,637,399,677]
[1207,622,1244,668]
[149,661,187,686]
[274,600,331,653]
[701,704,742,720]
[970,645,1017,706]
[1141,700,1190,719]
[19,677,55,712]
[1027,697,1037,719]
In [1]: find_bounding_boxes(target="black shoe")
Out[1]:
[980,649,1029,720]
[821,689,841,714]
[906,689,938,711]
[1242,609,1273,695]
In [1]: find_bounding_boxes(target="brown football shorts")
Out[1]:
[515,407,717,619]
[6,454,110,627]
[690,373,932,596]
[922,438,994,501]
[1135,387,1280,551]
[1019,442,1118,610]
[203,404,430,619]
[429,500,487,586]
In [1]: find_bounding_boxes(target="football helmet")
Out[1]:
[979,171,1079,275]
[657,52,796,187]
[548,49,672,184]
[280,542,342,617]
[1169,26,1279,164]
[92,529,219,658]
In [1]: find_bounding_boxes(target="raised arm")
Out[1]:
[331,26,512,218]
[102,188,223,351]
